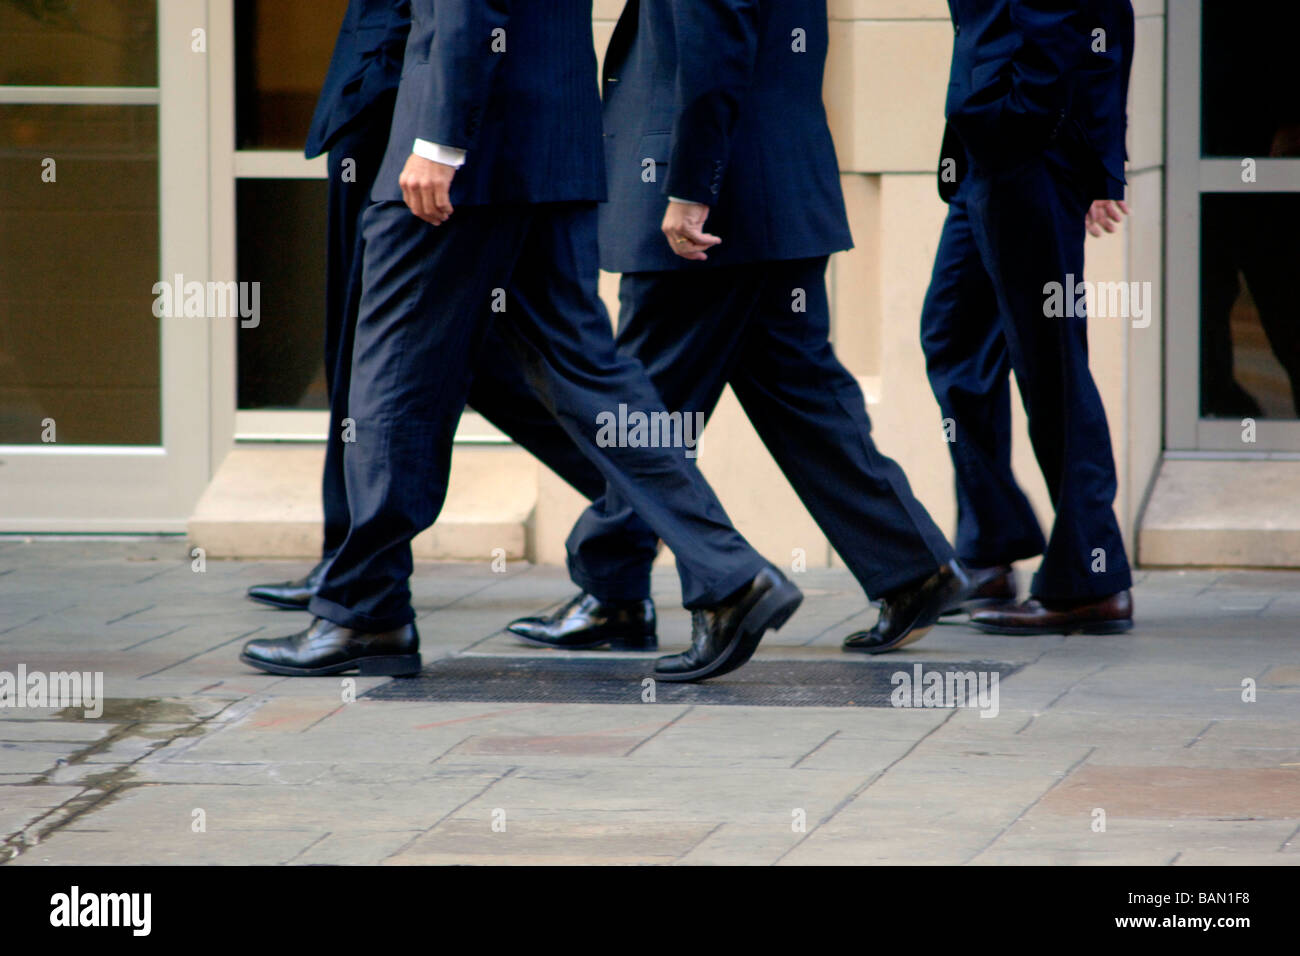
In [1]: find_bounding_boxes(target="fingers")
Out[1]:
[668,235,707,261]
[664,226,722,261]
[667,235,716,261]
[1086,199,1130,237]
[434,180,454,222]
[400,173,453,225]
[660,202,719,260]
[684,224,722,248]
[417,181,452,225]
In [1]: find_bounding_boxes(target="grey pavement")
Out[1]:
[0,538,1298,865]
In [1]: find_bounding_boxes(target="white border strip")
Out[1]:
[0,86,160,105]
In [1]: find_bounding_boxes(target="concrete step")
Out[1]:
[188,441,537,561]
[1139,459,1300,567]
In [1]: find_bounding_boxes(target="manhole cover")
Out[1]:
[363,657,1022,708]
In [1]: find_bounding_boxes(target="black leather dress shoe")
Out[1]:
[969,590,1133,636]
[654,567,803,683]
[938,564,1016,619]
[247,560,327,611]
[843,562,972,655]
[240,617,422,677]
[508,592,657,650]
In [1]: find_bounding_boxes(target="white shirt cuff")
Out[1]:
[412,139,467,168]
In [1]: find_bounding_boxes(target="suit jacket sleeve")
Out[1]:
[664,0,760,204]
[412,0,513,150]
[954,0,1094,160]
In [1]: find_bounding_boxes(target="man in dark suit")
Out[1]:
[920,0,1136,634]
[241,0,802,684]
[247,0,605,612]
[507,0,968,657]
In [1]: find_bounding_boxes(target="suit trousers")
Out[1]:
[319,105,604,563]
[310,200,768,631]
[566,257,955,603]
[920,154,1132,600]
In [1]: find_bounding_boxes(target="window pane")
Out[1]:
[0,104,160,445]
[0,0,157,87]
[235,0,349,149]
[1201,2,1300,159]
[236,178,328,411]
[1200,193,1300,420]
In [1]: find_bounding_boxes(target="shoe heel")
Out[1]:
[744,582,804,636]
[1080,619,1134,635]
[358,654,423,677]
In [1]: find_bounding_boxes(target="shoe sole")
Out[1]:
[869,623,932,654]
[509,630,658,652]
[654,580,803,684]
[938,597,1015,622]
[844,569,971,654]
[971,619,1134,636]
[247,594,312,611]
[238,652,423,677]
[842,622,935,655]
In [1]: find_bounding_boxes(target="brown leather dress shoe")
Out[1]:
[969,590,1133,636]
[939,564,1016,618]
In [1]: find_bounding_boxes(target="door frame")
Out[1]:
[1164,1,1300,454]
[0,0,213,532]
[205,0,512,452]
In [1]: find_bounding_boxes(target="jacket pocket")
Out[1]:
[634,132,672,188]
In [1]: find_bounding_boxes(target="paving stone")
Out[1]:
[1037,765,1300,819]
[2,543,1299,865]
[294,829,425,865]
[0,720,117,743]
[387,816,717,865]
[0,807,56,836]
[980,815,1299,864]
[675,822,801,865]
[0,784,83,808]
[7,827,326,866]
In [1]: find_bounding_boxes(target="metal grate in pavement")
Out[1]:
[363,656,1022,708]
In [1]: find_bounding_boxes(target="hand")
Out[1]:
[662,201,721,261]
[399,153,456,225]
[1085,198,1130,237]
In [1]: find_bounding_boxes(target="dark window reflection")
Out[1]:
[1201,193,1300,419]
[0,0,157,87]
[235,0,349,149]
[236,178,328,411]
[1202,2,1300,159]
[0,104,160,445]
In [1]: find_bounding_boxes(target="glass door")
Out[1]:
[210,0,507,446]
[1166,1,1300,453]
[219,0,343,443]
[0,0,212,530]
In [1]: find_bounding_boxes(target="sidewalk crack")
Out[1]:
[772,708,959,865]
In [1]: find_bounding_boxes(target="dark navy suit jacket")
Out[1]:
[371,0,606,206]
[304,0,411,160]
[940,0,1133,201]
[599,0,853,273]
